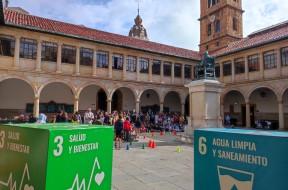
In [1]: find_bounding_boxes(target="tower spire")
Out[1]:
[137,0,140,16]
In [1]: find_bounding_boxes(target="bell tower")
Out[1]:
[199,0,244,53]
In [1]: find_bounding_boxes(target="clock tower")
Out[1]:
[199,0,244,53]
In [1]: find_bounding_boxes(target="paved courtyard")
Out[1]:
[112,134,194,190]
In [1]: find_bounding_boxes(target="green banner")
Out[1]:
[0,123,114,190]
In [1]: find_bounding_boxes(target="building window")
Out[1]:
[112,54,123,70]
[163,62,171,76]
[41,42,57,62]
[215,64,220,77]
[0,35,15,57]
[80,48,93,66]
[248,54,259,72]
[174,64,182,78]
[264,51,276,70]
[207,24,212,36]
[20,38,37,59]
[127,56,136,72]
[152,60,161,75]
[208,0,219,8]
[97,51,109,68]
[62,45,76,64]
[215,20,221,33]
[140,58,149,73]
[234,58,245,74]
[185,65,192,79]
[233,17,238,31]
[223,62,232,76]
[281,47,288,66]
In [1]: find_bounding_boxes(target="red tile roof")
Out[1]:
[213,21,288,57]
[3,9,201,60]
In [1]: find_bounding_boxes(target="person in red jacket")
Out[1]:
[123,117,132,142]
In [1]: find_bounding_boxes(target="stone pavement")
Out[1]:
[112,133,194,190]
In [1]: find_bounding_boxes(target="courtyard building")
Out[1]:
[0,0,287,130]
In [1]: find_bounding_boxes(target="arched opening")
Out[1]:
[185,95,190,116]
[249,87,278,129]
[163,91,181,113]
[283,89,288,129]
[98,90,107,111]
[40,82,74,119]
[140,89,160,113]
[79,85,107,113]
[111,87,135,112]
[223,90,245,126]
[0,78,34,120]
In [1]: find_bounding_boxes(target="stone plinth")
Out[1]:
[185,79,224,130]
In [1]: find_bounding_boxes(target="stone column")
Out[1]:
[231,59,235,82]
[107,99,112,113]
[160,102,164,113]
[181,103,185,115]
[108,52,113,78]
[14,36,20,68]
[244,56,249,80]
[75,46,80,75]
[136,100,140,114]
[56,43,62,73]
[122,54,127,80]
[185,79,224,130]
[149,58,153,82]
[35,40,42,72]
[171,62,175,84]
[181,64,185,84]
[259,52,264,79]
[276,48,282,77]
[245,101,251,127]
[279,100,285,130]
[136,57,140,81]
[33,96,40,118]
[74,97,79,113]
[92,49,97,77]
[191,65,194,80]
[220,63,224,81]
[160,61,164,83]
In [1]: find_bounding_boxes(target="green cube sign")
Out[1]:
[0,123,114,190]
[195,128,288,190]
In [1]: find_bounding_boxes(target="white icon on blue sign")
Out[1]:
[217,166,254,190]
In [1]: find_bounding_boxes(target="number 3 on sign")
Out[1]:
[53,136,64,157]
[0,131,5,149]
[199,137,207,155]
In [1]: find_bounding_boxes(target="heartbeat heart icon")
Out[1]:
[95,172,105,186]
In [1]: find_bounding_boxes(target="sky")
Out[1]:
[8,0,288,51]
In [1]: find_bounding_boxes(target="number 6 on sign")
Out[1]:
[199,137,207,155]
[53,136,64,157]
[0,131,5,148]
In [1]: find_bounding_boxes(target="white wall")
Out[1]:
[250,88,278,113]
[119,88,135,111]
[224,91,245,113]
[79,86,101,111]
[0,79,34,109]
[140,90,159,107]
[164,92,181,112]
[40,83,73,104]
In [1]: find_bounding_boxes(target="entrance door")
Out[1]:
[241,104,255,127]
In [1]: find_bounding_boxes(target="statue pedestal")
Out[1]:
[186,79,224,130]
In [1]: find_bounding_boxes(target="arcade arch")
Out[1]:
[0,78,34,119]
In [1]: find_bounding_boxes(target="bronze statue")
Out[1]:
[195,51,216,80]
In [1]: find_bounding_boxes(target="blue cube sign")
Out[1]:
[194,128,288,190]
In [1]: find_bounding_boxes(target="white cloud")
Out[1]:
[8,0,288,51]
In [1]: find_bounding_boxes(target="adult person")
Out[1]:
[114,114,124,149]
[71,111,82,124]
[37,113,47,124]
[123,117,132,142]
[84,108,94,124]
